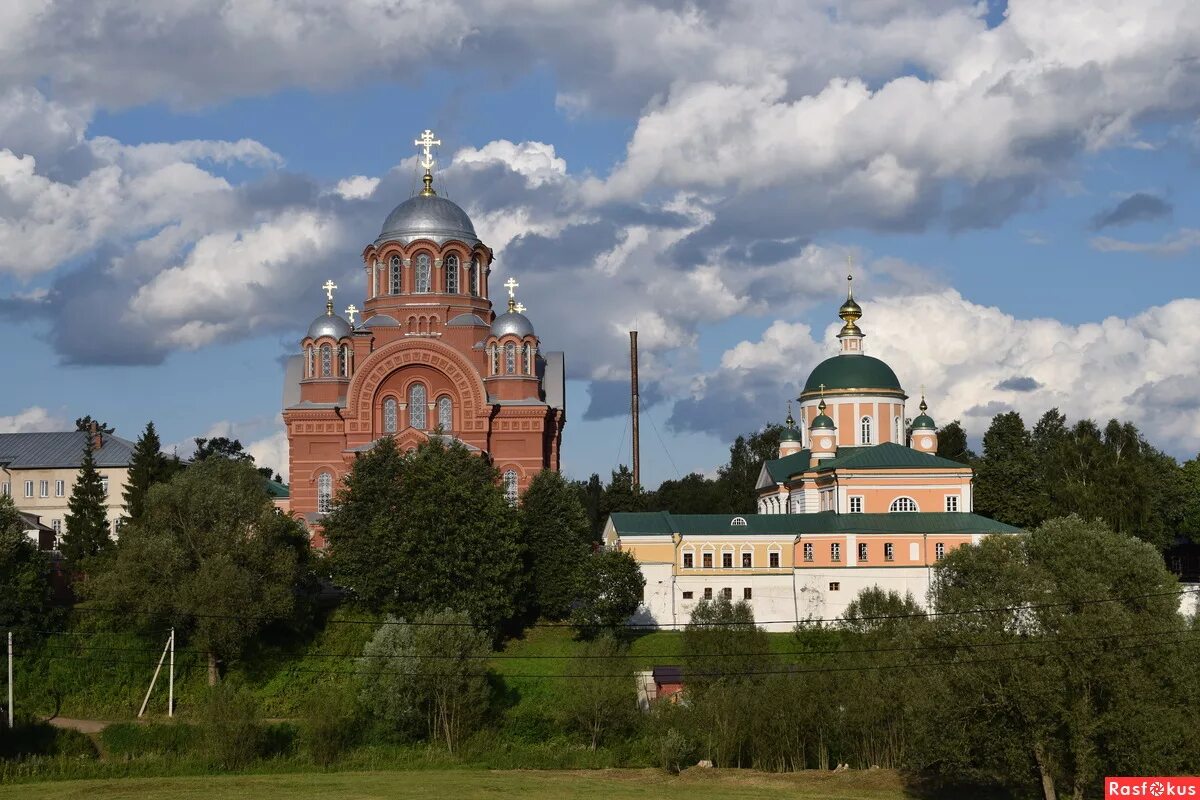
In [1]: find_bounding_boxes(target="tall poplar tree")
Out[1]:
[62,438,110,565]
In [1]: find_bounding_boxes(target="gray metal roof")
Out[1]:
[447,312,487,327]
[0,431,136,469]
[377,195,479,246]
[363,313,399,328]
[307,311,352,340]
[490,311,535,338]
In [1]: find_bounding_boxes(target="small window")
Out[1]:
[338,344,348,377]
[743,587,752,600]
[769,551,780,569]
[1,483,9,496]
[469,257,480,297]
[741,552,752,568]
[730,516,747,527]
[831,542,841,562]
[858,542,868,562]
[860,416,872,445]
[100,477,109,497]
[52,518,61,535]
[489,344,499,375]
[39,480,49,497]
[505,342,516,373]
[829,582,841,592]
[305,345,314,377]
[25,480,34,497]
[722,552,733,569]
[890,497,919,513]
[721,587,733,600]
[945,495,960,512]
[437,396,453,430]
[445,254,460,294]
[683,552,694,569]
[317,472,333,514]
[321,343,332,377]
[848,496,863,513]
[383,397,398,433]
[390,256,402,294]
[894,416,901,443]
[55,480,65,497]
[803,542,813,562]
[702,552,713,569]
[884,542,894,561]
[503,470,519,506]
[703,587,713,600]
[682,591,694,600]
[935,542,946,561]
[523,343,534,375]
[415,253,432,293]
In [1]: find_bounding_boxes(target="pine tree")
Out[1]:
[62,438,111,565]
[122,421,170,523]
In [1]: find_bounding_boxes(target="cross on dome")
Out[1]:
[514,302,527,314]
[345,304,359,324]
[503,277,519,299]
[322,280,337,301]
[414,129,442,196]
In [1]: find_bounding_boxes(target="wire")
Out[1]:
[646,408,682,481]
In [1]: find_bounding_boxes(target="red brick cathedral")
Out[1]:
[283,131,565,532]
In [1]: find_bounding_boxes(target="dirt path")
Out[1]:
[46,717,115,734]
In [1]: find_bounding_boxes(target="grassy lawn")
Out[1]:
[0,768,912,800]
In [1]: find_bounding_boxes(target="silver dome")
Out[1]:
[307,312,352,340]
[490,311,535,339]
[378,195,479,245]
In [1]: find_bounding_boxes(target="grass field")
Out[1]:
[0,768,912,800]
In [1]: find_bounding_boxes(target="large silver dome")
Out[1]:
[378,195,479,245]
[307,311,352,340]
[490,311,535,339]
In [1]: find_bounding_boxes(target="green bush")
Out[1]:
[299,686,359,767]
[500,709,555,744]
[0,717,97,760]
[101,722,200,757]
[657,727,693,775]
[200,683,265,769]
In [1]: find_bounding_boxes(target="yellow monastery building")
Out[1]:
[604,279,1020,629]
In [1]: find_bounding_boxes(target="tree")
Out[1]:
[575,473,605,541]
[74,416,114,435]
[0,494,57,640]
[192,436,253,462]
[652,472,725,514]
[717,424,786,514]
[61,438,110,565]
[520,471,592,620]
[558,633,640,749]
[359,610,491,752]
[935,420,975,464]
[84,458,308,685]
[324,437,525,631]
[599,465,646,520]
[122,421,181,523]
[972,411,1046,528]
[570,549,645,637]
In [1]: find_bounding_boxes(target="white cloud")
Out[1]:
[0,406,68,434]
[333,175,380,200]
[454,140,567,188]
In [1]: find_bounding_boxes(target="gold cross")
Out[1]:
[414,129,441,171]
[514,302,526,314]
[345,304,359,324]
[503,277,519,299]
[322,280,337,301]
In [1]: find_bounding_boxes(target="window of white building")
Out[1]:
[55,480,65,497]
[890,496,918,512]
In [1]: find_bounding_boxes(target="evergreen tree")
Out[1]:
[62,438,110,565]
[576,473,605,541]
[0,494,58,639]
[520,471,592,620]
[717,423,785,513]
[972,411,1045,528]
[192,436,253,462]
[653,472,726,514]
[122,421,176,522]
[599,465,646,520]
[934,420,975,464]
[74,416,114,434]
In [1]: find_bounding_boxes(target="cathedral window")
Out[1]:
[437,396,452,430]
[860,416,873,445]
[317,472,333,514]
[320,344,332,377]
[409,383,427,429]
[503,469,518,506]
[415,253,432,293]
[445,254,459,293]
[383,397,398,433]
[390,256,402,294]
[489,344,499,376]
[338,344,348,377]
[469,257,479,297]
[505,343,516,373]
[523,343,533,375]
[305,346,314,378]
[889,496,919,513]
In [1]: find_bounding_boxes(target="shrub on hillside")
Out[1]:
[200,683,265,769]
[299,686,360,767]
[0,717,97,760]
[101,722,201,758]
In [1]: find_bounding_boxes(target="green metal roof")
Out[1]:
[764,450,811,482]
[609,511,1021,537]
[801,354,903,396]
[264,479,290,498]
[763,442,968,482]
[911,414,936,430]
[780,426,802,442]
[811,413,835,430]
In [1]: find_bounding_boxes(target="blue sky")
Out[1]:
[1,1,1199,486]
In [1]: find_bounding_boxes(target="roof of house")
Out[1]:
[0,431,136,470]
[18,512,53,532]
[608,510,1021,537]
[652,665,683,684]
[263,479,290,499]
[763,442,968,482]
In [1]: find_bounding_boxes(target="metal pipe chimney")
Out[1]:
[630,330,640,489]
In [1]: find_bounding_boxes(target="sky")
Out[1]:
[1,0,1199,487]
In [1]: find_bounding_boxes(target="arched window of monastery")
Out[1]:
[469,257,480,297]
[305,346,314,378]
[317,472,333,514]
[409,383,427,429]
[437,396,452,431]
[390,255,402,294]
[320,344,332,377]
[503,469,518,506]
[523,343,534,375]
[382,397,398,433]
[445,254,459,294]
[730,516,747,527]
[505,343,516,373]
[860,416,873,445]
[415,253,432,293]
[489,344,499,376]
[338,344,348,377]
[890,496,919,513]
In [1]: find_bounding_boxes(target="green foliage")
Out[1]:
[0,717,97,760]
[359,610,492,753]
[656,727,694,774]
[74,416,114,434]
[972,411,1046,529]
[324,437,525,630]
[570,549,645,637]
[191,436,253,462]
[0,494,57,639]
[520,471,592,620]
[200,683,267,769]
[717,424,786,514]
[575,473,605,541]
[62,438,110,565]
[101,723,201,758]
[599,465,647,518]
[651,473,728,514]
[934,420,975,464]
[298,685,360,767]
[557,634,640,749]
[122,421,182,523]
[83,458,309,683]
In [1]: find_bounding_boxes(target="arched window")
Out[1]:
[338,344,348,377]
[523,343,533,375]
[860,416,873,445]
[320,344,332,377]
[437,396,452,430]
[489,344,499,375]
[505,343,516,373]
[390,255,402,294]
[503,469,518,506]
[445,254,459,294]
[415,253,432,293]
[469,257,480,297]
[383,397,398,433]
[730,516,747,527]
[890,496,919,513]
[305,346,314,378]
[409,383,427,429]
[317,472,333,514]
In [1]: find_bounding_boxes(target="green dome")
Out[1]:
[780,426,802,442]
[911,414,936,431]
[810,413,835,430]
[802,354,903,396]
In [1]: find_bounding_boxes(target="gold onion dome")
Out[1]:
[838,273,862,336]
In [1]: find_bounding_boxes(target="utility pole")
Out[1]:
[6,631,12,728]
[630,330,640,489]
[168,628,175,718]
[139,632,173,719]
